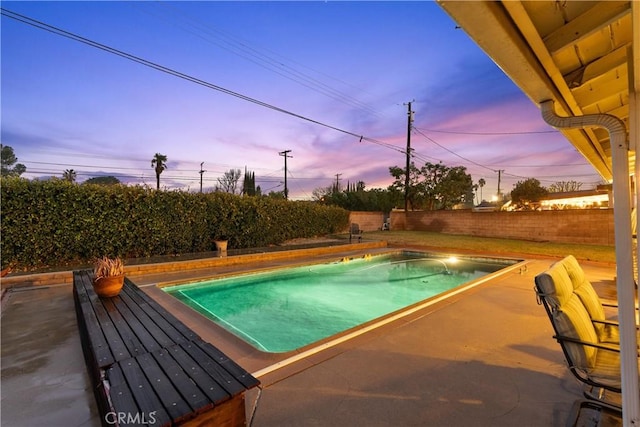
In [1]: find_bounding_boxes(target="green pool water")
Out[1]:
[164,252,513,352]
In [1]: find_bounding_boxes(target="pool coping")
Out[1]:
[140,247,528,386]
[0,240,387,289]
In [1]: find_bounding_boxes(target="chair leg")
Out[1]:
[566,399,622,427]
[583,386,622,410]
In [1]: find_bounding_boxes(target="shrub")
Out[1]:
[0,177,350,271]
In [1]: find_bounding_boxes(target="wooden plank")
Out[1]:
[101,297,147,358]
[122,281,196,344]
[151,347,214,415]
[106,364,143,426]
[109,294,162,354]
[73,272,115,368]
[543,1,630,54]
[180,341,246,397]
[194,339,260,390]
[124,279,200,341]
[117,288,174,348]
[80,271,132,364]
[118,358,172,427]
[181,394,247,427]
[79,298,115,368]
[78,271,127,366]
[135,352,193,422]
[164,344,231,405]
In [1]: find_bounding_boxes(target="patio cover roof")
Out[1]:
[436,1,639,425]
[437,0,638,181]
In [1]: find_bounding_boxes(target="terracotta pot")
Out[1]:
[93,274,125,298]
[214,240,228,252]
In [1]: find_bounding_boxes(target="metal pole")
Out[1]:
[404,101,414,211]
[279,150,292,199]
[199,162,205,193]
[541,100,639,425]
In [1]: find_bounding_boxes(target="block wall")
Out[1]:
[348,212,386,232]
[388,209,615,246]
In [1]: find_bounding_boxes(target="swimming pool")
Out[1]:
[164,252,516,353]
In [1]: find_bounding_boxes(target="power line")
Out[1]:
[3,8,598,193]
[412,127,496,172]
[21,165,337,183]
[25,152,290,175]
[486,163,591,168]
[411,127,595,179]
[1,8,388,150]
[143,1,386,118]
[415,127,558,136]
[286,169,313,200]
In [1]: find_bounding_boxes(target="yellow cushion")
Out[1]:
[553,295,599,368]
[560,255,609,339]
[536,263,574,308]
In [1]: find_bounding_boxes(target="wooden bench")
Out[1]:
[73,270,260,426]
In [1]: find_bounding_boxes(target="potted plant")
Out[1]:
[1,261,15,278]
[213,237,228,252]
[93,256,125,297]
[212,230,229,252]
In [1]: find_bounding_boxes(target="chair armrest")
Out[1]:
[593,319,640,331]
[555,335,640,356]
[592,319,619,327]
[601,301,639,311]
[553,335,621,353]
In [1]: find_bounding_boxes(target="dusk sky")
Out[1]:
[1,1,603,201]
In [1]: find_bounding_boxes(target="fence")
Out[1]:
[351,209,615,246]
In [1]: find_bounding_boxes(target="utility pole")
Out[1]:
[335,173,342,193]
[279,150,292,199]
[404,101,414,211]
[199,162,205,193]
[496,169,504,201]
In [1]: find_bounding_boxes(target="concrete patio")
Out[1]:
[0,247,621,426]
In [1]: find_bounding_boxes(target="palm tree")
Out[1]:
[63,169,77,183]
[478,178,486,202]
[151,153,168,190]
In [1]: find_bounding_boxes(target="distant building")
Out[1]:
[472,200,498,212]
[539,185,611,210]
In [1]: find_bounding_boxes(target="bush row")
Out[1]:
[0,178,350,270]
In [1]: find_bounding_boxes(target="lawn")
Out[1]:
[363,230,616,263]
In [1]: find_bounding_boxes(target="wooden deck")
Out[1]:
[73,270,260,426]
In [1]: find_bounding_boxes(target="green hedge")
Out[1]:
[0,178,350,270]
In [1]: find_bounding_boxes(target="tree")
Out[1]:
[1,145,26,177]
[548,180,583,193]
[389,162,424,210]
[266,190,286,199]
[510,178,548,210]
[151,153,168,190]
[389,161,474,210]
[477,178,486,202]
[242,168,256,196]
[217,168,242,194]
[63,169,77,183]
[312,185,332,202]
[312,181,396,212]
[435,165,475,209]
[83,176,121,185]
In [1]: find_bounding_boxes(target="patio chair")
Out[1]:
[349,223,363,243]
[558,255,622,344]
[534,262,638,405]
[557,255,639,346]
